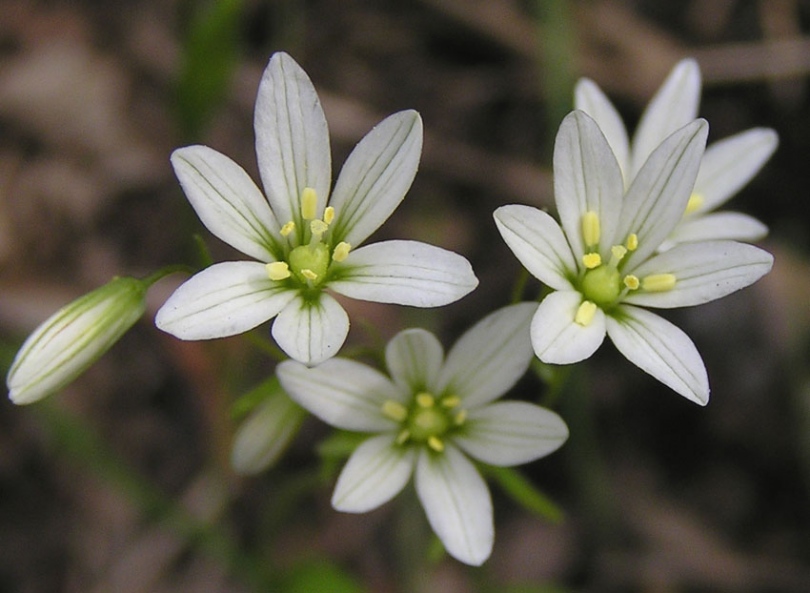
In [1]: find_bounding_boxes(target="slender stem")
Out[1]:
[509,266,530,304]
[140,264,195,288]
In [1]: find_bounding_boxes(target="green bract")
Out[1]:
[6,277,147,405]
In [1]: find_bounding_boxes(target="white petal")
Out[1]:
[385,328,444,393]
[329,240,478,307]
[276,358,401,431]
[230,387,306,475]
[254,52,331,225]
[531,291,606,364]
[329,111,423,246]
[155,262,296,340]
[624,240,773,308]
[437,303,536,408]
[272,293,349,365]
[454,401,569,467]
[621,120,709,269]
[332,434,416,513]
[694,128,778,211]
[631,58,701,178]
[554,111,625,261]
[415,445,493,566]
[171,146,280,262]
[493,205,577,291]
[665,211,768,247]
[574,78,631,177]
[607,305,709,405]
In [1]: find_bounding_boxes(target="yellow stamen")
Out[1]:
[301,187,318,220]
[301,269,318,281]
[623,275,640,290]
[266,262,291,281]
[583,252,602,269]
[382,400,408,422]
[574,300,598,327]
[454,410,467,425]
[441,395,461,408]
[280,221,295,237]
[609,245,627,266]
[310,219,328,237]
[642,273,677,292]
[626,233,638,251]
[323,206,335,225]
[582,211,601,247]
[332,242,351,262]
[396,429,410,445]
[685,193,704,214]
[427,436,445,452]
[416,392,435,408]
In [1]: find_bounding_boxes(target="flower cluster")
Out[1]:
[5,53,777,567]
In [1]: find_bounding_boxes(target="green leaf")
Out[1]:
[283,558,366,593]
[175,0,244,138]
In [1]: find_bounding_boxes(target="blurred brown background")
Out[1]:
[1,1,809,591]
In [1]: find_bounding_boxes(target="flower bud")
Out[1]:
[6,277,147,404]
[230,378,306,474]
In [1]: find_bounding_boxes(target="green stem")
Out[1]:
[141,264,195,288]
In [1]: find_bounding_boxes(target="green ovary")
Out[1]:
[580,265,621,306]
[288,243,331,285]
[408,407,450,442]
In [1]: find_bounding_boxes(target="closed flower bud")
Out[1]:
[6,277,147,405]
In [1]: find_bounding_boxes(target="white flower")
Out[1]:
[575,58,778,247]
[7,277,147,404]
[494,111,774,405]
[276,303,568,566]
[155,52,478,365]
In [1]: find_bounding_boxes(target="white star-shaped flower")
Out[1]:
[575,58,778,248]
[494,111,774,405]
[155,53,478,364]
[276,303,568,565]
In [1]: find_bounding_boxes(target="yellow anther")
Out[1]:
[642,273,677,292]
[611,245,627,262]
[574,300,598,327]
[332,242,351,262]
[623,275,640,290]
[310,219,329,237]
[583,252,602,269]
[427,436,445,452]
[301,269,318,281]
[416,392,435,408]
[301,187,318,220]
[626,233,639,251]
[582,211,601,247]
[280,221,296,237]
[396,430,410,445]
[454,409,467,425]
[266,261,291,281]
[685,193,704,214]
[382,400,408,422]
[441,395,461,408]
[323,206,335,225]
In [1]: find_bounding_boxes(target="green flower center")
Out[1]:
[581,265,621,306]
[574,211,679,327]
[382,392,467,453]
[265,188,352,289]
